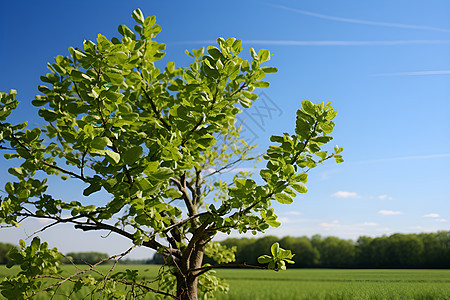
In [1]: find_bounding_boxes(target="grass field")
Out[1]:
[1,265,449,299]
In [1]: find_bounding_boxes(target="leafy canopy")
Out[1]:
[0,8,342,299]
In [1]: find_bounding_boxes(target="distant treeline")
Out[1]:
[61,252,155,265]
[2,231,449,268]
[219,231,450,269]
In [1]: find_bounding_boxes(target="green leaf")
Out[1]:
[105,150,121,164]
[123,146,143,165]
[132,8,145,25]
[165,188,183,199]
[334,154,344,163]
[250,48,258,60]
[30,237,40,253]
[144,15,156,27]
[91,137,111,150]
[295,172,308,183]
[118,24,136,40]
[144,165,173,181]
[261,66,278,73]
[83,182,102,196]
[104,72,124,85]
[257,255,272,264]
[313,136,333,144]
[231,39,243,55]
[258,49,270,62]
[266,218,281,227]
[279,248,295,260]
[291,183,307,193]
[70,70,92,82]
[253,81,270,88]
[301,100,316,116]
[8,167,24,178]
[275,193,293,204]
[5,182,14,194]
[226,62,240,80]
[271,242,280,256]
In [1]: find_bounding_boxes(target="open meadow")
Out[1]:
[1,265,449,299]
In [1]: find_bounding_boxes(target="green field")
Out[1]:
[1,265,449,299]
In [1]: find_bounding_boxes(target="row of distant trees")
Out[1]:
[219,231,450,268]
[1,231,449,268]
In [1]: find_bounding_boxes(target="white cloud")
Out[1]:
[270,4,450,33]
[379,210,402,215]
[374,70,450,76]
[332,191,359,198]
[378,194,393,200]
[436,219,447,223]
[227,167,255,173]
[319,220,340,229]
[423,213,440,218]
[285,211,301,216]
[362,222,378,226]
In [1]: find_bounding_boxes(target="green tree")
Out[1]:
[387,234,424,267]
[0,243,17,265]
[0,9,342,299]
[316,236,355,268]
[279,236,320,267]
[64,252,111,265]
[355,236,373,267]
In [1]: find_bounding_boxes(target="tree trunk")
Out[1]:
[176,274,198,300]
[176,241,205,300]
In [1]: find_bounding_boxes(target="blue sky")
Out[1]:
[1,0,449,259]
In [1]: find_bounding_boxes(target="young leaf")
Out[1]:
[132,8,145,25]
[271,242,280,257]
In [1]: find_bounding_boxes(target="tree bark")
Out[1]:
[176,240,205,300]
[176,273,198,300]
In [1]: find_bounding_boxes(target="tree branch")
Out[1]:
[291,121,318,165]
[170,176,195,216]
[5,127,87,182]
[42,161,86,181]
[28,245,136,299]
[141,87,171,130]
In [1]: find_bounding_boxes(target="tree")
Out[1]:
[315,236,355,268]
[0,243,17,265]
[279,236,320,267]
[64,251,111,265]
[0,8,343,299]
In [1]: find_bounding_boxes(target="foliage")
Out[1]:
[257,242,294,271]
[0,243,17,265]
[0,237,63,299]
[0,8,342,299]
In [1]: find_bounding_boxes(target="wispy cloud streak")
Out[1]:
[171,40,450,46]
[245,40,450,46]
[355,153,450,164]
[379,210,403,215]
[270,4,450,33]
[374,70,450,76]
